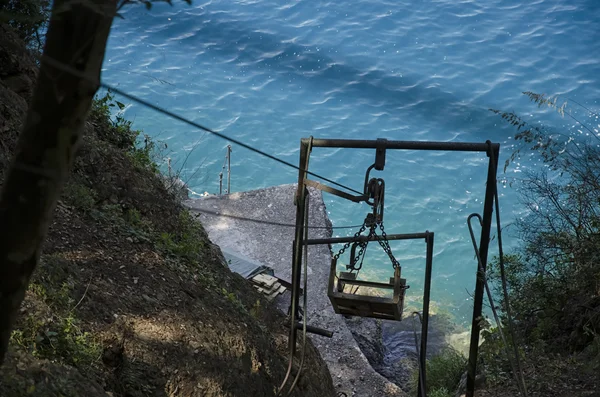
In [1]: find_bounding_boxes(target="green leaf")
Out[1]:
[116,101,126,110]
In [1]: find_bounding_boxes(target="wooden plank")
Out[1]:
[267,284,286,299]
[330,293,404,321]
[252,273,278,288]
[260,282,282,295]
[339,278,395,290]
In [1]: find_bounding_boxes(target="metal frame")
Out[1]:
[287,138,499,397]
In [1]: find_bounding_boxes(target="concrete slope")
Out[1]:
[184,184,405,397]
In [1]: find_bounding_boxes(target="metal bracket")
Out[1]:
[375,138,387,171]
[363,138,387,200]
[304,179,367,203]
[367,178,385,223]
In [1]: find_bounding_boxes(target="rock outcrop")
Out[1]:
[185,185,406,397]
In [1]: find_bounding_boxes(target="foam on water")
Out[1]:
[102,0,600,327]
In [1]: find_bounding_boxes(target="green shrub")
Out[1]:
[429,388,451,397]
[410,348,467,397]
[157,210,206,261]
[489,92,600,353]
[11,280,101,368]
[62,182,97,213]
[250,299,262,319]
[90,90,167,173]
[90,90,138,150]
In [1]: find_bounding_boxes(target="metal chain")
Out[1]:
[347,227,374,271]
[375,222,401,269]
[333,212,400,271]
[333,223,367,260]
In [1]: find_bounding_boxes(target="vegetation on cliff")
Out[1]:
[0,2,335,395]
[477,93,600,396]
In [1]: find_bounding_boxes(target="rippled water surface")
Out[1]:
[103,0,600,326]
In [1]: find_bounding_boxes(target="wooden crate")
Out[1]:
[327,261,407,321]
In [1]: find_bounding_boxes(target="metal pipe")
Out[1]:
[219,172,223,195]
[304,232,430,245]
[283,322,334,338]
[418,231,435,397]
[466,141,499,397]
[227,145,231,195]
[278,140,310,395]
[304,138,499,153]
[291,150,309,350]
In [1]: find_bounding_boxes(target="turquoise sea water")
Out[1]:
[102,0,600,326]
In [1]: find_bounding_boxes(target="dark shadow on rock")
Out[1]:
[345,312,463,392]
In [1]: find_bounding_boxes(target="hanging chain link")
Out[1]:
[333,223,367,260]
[375,222,401,270]
[332,176,400,271]
[347,226,374,271]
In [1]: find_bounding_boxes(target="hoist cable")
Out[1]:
[467,142,528,396]
[492,172,528,397]
[276,187,310,396]
[42,55,364,197]
[488,141,528,396]
[350,242,368,294]
[467,214,525,396]
[285,192,311,395]
[190,208,363,229]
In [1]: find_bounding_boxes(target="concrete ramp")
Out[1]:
[184,184,405,397]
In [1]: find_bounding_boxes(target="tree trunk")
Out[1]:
[0,0,117,364]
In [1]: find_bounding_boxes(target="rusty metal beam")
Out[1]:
[304,232,431,245]
[304,178,367,203]
[304,138,499,153]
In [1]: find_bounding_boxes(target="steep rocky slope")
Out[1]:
[0,24,335,397]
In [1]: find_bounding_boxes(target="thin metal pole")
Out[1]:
[227,145,231,195]
[305,138,499,153]
[290,156,307,353]
[466,141,499,397]
[219,172,223,195]
[418,231,434,397]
